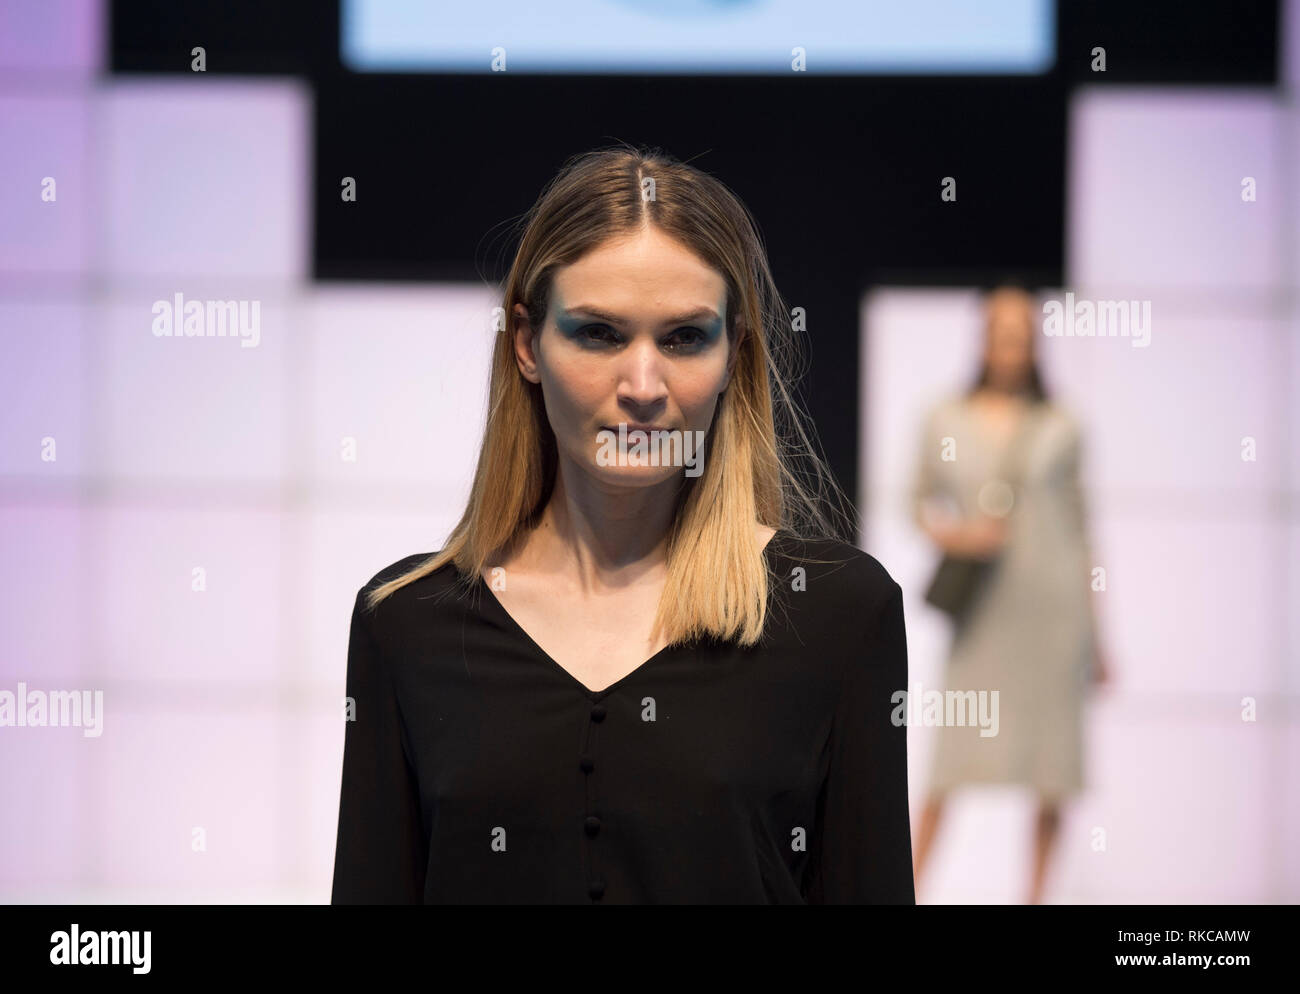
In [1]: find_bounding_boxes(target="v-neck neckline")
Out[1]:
[475,530,787,700]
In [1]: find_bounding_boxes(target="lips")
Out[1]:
[601,423,671,434]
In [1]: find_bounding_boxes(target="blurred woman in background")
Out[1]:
[910,286,1109,904]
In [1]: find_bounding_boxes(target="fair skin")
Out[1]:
[483,223,776,694]
[912,289,1110,905]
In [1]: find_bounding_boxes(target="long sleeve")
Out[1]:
[1059,420,1096,574]
[803,579,915,903]
[1058,419,1102,665]
[331,588,429,903]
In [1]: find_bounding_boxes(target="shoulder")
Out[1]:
[361,551,444,593]
[769,535,905,693]
[354,549,467,621]
[347,550,476,666]
[920,392,970,429]
[770,532,902,620]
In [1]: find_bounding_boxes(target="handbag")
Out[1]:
[923,408,1036,621]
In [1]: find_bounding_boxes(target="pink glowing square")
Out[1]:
[94,505,282,686]
[305,284,495,490]
[0,503,90,684]
[92,710,280,896]
[101,79,310,281]
[0,718,92,895]
[1069,88,1285,292]
[98,288,292,482]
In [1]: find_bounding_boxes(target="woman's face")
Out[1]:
[983,292,1035,391]
[513,225,736,488]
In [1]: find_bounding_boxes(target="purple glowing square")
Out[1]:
[0,0,103,75]
[0,297,88,476]
[0,95,92,278]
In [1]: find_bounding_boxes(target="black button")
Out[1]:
[579,754,594,773]
[590,703,607,722]
[584,815,601,837]
[588,876,605,899]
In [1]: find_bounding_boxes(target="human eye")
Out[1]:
[664,327,708,352]
[576,324,621,346]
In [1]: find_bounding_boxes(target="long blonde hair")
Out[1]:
[365,144,856,647]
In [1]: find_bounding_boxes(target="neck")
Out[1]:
[521,463,685,591]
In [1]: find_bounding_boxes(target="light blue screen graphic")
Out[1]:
[341,0,1055,75]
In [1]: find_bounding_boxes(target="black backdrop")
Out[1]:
[110,0,1279,523]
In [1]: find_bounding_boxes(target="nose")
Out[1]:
[615,337,669,410]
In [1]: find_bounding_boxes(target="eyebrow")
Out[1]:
[561,306,721,327]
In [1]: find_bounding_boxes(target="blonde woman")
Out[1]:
[330,145,912,904]
[910,286,1109,904]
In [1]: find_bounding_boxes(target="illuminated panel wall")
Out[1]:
[860,86,1298,902]
[0,0,492,900]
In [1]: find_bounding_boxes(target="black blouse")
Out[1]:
[330,530,914,904]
